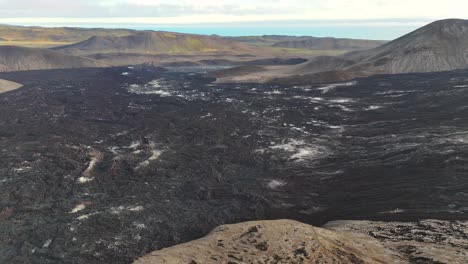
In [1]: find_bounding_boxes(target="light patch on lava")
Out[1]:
[77,212,98,220]
[13,165,32,172]
[365,105,383,111]
[127,80,173,97]
[329,98,355,104]
[127,141,141,149]
[446,133,468,144]
[78,177,94,183]
[136,146,162,170]
[265,90,283,95]
[269,139,328,161]
[79,149,104,184]
[267,180,287,190]
[317,81,357,93]
[110,205,145,215]
[380,208,406,214]
[70,203,89,214]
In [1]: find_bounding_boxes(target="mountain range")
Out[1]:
[0,25,135,47]
[1,19,468,82]
[272,37,386,50]
[52,31,259,56]
[211,19,468,84]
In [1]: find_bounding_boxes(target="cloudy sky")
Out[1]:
[0,0,466,39]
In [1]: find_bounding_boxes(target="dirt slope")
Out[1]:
[273,37,386,50]
[212,19,468,84]
[54,31,261,56]
[0,46,106,72]
[0,25,135,47]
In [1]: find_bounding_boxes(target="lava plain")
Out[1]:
[0,67,467,263]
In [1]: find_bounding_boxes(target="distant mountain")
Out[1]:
[272,37,386,50]
[53,31,260,56]
[0,46,106,72]
[343,18,468,74]
[0,24,135,47]
[213,19,468,84]
[228,35,386,51]
[227,35,312,46]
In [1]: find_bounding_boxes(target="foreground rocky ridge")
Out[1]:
[326,220,468,264]
[133,220,400,264]
[135,219,467,264]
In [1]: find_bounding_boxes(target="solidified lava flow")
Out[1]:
[0,66,467,263]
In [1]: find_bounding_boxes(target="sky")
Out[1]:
[0,0,467,40]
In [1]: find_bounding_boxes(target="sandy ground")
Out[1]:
[0,79,22,93]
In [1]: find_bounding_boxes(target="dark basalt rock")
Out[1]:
[0,66,467,263]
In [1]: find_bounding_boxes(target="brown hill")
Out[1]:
[0,46,106,72]
[53,31,261,56]
[273,37,386,50]
[282,19,468,83]
[0,25,135,47]
[212,19,468,84]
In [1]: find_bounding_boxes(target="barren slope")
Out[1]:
[0,25,135,47]
[273,37,386,50]
[54,31,262,56]
[0,46,106,72]
[212,19,468,84]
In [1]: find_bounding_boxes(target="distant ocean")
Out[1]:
[127,25,416,40]
[10,21,423,40]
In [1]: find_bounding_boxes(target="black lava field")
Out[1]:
[1,66,468,263]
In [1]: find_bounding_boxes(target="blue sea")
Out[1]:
[120,25,416,40]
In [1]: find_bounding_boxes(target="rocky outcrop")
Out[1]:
[134,219,468,264]
[325,220,468,264]
[133,220,402,264]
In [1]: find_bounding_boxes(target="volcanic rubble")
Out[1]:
[0,66,467,263]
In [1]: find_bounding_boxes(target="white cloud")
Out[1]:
[0,0,466,23]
